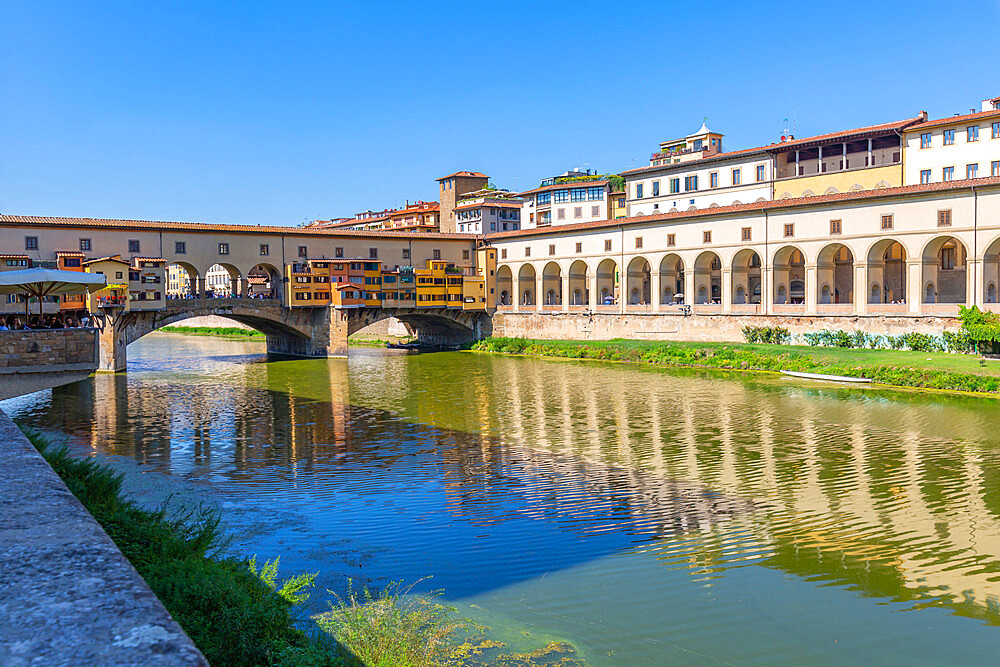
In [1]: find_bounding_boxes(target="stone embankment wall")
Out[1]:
[0,409,206,666]
[492,312,959,343]
[0,329,100,400]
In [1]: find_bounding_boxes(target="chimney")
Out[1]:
[918,110,928,122]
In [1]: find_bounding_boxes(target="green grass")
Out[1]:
[161,325,264,338]
[471,337,1000,395]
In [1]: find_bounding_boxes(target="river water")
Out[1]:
[6,333,1000,664]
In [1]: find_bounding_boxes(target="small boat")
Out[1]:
[386,341,424,350]
[780,370,872,384]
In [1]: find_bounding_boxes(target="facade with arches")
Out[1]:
[488,178,1000,318]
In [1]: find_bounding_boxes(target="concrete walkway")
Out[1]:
[0,409,206,666]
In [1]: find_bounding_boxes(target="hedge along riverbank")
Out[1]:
[471,338,1000,395]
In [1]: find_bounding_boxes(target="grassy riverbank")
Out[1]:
[471,337,1000,394]
[161,325,264,338]
[21,427,582,666]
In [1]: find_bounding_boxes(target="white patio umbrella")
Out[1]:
[0,268,107,317]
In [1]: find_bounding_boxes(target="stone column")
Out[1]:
[684,270,695,307]
[561,274,570,311]
[762,266,773,314]
[968,257,982,307]
[229,277,239,297]
[804,264,818,314]
[536,274,544,312]
[907,259,923,314]
[651,269,661,312]
[239,278,249,297]
[854,262,868,314]
[97,313,127,372]
[512,274,520,312]
[195,277,206,297]
[588,273,598,309]
[721,269,732,313]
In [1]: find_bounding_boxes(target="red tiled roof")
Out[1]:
[0,254,30,259]
[905,108,1000,131]
[83,255,130,266]
[486,176,1000,240]
[0,215,477,240]
[761,116,922,152]
[132,257,165,263]
[437,171,488,181]
[454,200,522,211]
[519,180,609,197]
[54,250,85,256]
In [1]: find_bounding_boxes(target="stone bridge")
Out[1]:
[98,298,491,371]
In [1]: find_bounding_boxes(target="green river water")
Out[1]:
[5,333,1000,664]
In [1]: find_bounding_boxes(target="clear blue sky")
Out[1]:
[2,1,998,226]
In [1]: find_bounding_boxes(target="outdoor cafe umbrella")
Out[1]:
[0,268,107,317]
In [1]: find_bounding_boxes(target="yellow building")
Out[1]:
[285,259,333,307]
[362,261,383,307]
[415,260,448,308]
[128,257,167,310]
[85,256,130,311]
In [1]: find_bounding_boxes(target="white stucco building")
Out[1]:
[903,98,1000,186]
[520,170,613,229]
[454,190,522,234]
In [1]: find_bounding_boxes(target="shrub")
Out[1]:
[741,326,790,345]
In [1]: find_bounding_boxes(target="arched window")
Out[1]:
[988,283,997,303]
[735,285,746,304]
[500,290,509,305]
[777,285,787,304]
[697,286,708,303]
[546,289,556,305]
[870,283,881,303]
[821,284,831,304]
[630,287,640,304]
[925,282,936,303]
[573,288,582,305]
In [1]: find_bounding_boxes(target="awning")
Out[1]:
[0,268,107,315]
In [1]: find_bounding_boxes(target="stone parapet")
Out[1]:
[0,329,100,400]
[0,409,206,666]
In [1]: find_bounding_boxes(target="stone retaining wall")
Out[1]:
[0,409,206,666]
[0,328,98,368]
[493,312,959,343]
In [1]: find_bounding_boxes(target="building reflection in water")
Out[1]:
[27,343,1000,624]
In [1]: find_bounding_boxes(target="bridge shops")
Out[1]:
[484,177,1000,319]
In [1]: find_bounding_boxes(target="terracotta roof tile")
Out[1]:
[437,171,488,180]
[906,108,1000,131]
[0,215,477,240]
[486,176,1000,240]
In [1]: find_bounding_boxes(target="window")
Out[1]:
[369,247,378,259]
[539,211,551,225]
[635,237,643,249]
[218,243,229,255]
[432,249,441,260]
[79,238,91,252]
[573,207,582,218]
[549,244,556,256]
[920,169,932,184]
[298,245,308,257]
[128,239,140,253]
[332,247,343,258]
[968,125,979,142]
[967,163,979,179]
[742,227,752,241]
[591,205,600,217]
[604,239,612,251]
[937,210,952,227]
[943,129,955,145]
[667,234,676,247]
[570,188,587,202]
[703,231,712,243]
[462,249,470,260]
[587,187,603,200]
[175,241,186,254]
[575,242,582,253]
[941,246,956,270]
[756,165,766,182]
[684,175,698,191]
[553,189,570,203]
[25,236,38,250]
[501,248,507,259]
[402,248,410,260]
[652,181,660,197]
[115,271,123,279]
[537,192,551,206]
[554,208,563,220]
[783,224,794,238]
[881,214,893,230]
[732,168,741,185]
[830,219,842,235]
[259,244,269,256]
[635,183,643,199]
[617,197,625,208]
[943,166,955,181]
[710,172,719,188]
[669,178,680,194]
[993,161,1000,177]
[920,132,932,149]
[524,247,531,257]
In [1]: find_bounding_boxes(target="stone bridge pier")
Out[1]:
[95,299,490,372]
